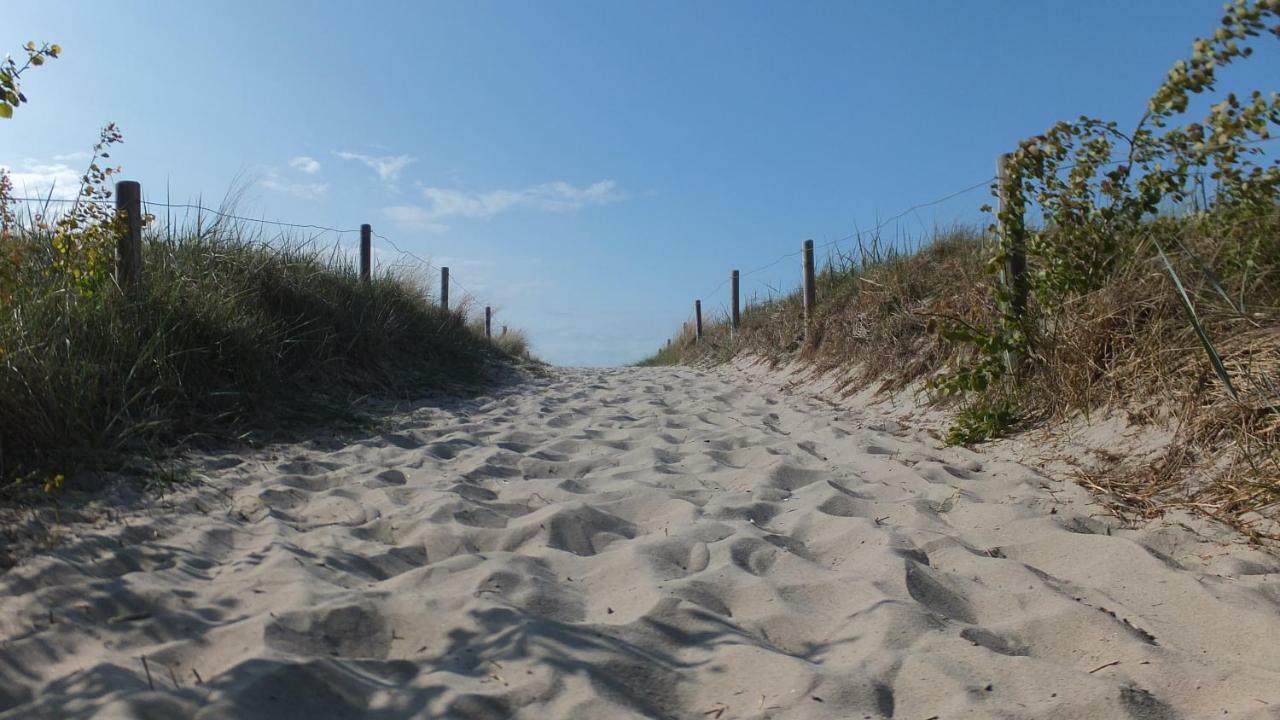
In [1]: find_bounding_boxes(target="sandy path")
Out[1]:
[2,366,1279,719]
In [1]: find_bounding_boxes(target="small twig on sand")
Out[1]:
[140,656,154,690]
[110,611,152,624]
[1088,660,1121,674]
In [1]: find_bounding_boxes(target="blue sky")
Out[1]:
[3,1,1276,366]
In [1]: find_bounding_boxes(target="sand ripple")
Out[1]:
[2,366,1279,719]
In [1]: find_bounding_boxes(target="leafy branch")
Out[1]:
[0,41,60,119]
[933,0,1280,439]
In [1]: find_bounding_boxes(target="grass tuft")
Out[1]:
[0,214,524,495]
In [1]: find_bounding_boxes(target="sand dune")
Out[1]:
[2,365,1279,719]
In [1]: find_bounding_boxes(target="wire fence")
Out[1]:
[10,133,1277,352]
[677,134,1280,345]
[5,191,502,332]
[721,175,996,297]
[693,173,996,312]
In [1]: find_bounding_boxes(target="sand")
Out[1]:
[2,364,1279,719]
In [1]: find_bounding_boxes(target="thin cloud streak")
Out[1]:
[411,180,625,222]
[384,205,449,233]
[335,151,416,183]
[260,172,328,199]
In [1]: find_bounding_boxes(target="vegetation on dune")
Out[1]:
[0,43,528,497]
[0,202,522,496]
[645,1,1280,539]
[490,326,533,360]
[641,227,990,381]
[640,226,991,390]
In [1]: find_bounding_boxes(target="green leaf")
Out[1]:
[0,103,12,119]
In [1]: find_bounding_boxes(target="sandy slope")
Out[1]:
[2,365,1279,719]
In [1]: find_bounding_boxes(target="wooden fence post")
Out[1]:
[731,269,740,335]
[695,300,703,342]
[485,306,492,338]
[997,153,1028,320]
[441,266,450,310]
[359,224,371,283]
[998,152,1029,374]
[998,152,1029,368]
[802,239,816,330]
[115,180,143,293]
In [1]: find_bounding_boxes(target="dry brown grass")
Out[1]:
[641,212,1280,540]
[493,327,534,360]
[646,228,994,388]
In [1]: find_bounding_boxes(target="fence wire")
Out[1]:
[693,134,1280,310]
[4,194,494,323]
[698,174,995,304]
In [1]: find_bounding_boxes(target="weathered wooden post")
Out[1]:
[359,224,371,283]
[485,306,492,338]
[695,300,703,342]
[998,152,1029,373]
[115,180,143,293]
[802,239,816,330]
[997,153,1028,321]
[440,266,450,310]
[731,269,740,335]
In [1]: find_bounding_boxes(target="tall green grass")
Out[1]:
[0,214,518,492]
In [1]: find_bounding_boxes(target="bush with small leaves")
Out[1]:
[0,40,59,119]
[933,0,1280,424]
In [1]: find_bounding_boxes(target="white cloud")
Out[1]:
[404,180,624,223]
[335,151,416,184]
[52,151,91,163]
[384,205,449,233]
[289,156,321,174]
[260,171,327,199]
[0,162,82,201]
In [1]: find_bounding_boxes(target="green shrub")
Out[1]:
[946,400,1019,446]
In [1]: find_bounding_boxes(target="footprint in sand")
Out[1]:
[2,366,1278,720]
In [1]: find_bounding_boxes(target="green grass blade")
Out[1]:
[1173,235,1240,314]
[1155,239,1239,401]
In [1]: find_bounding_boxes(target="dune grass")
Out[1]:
[0,213,523,496]
[492,327,534,360]
[643,208,1280,538]
[641,226,989,383]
